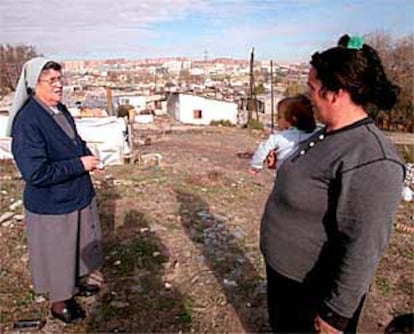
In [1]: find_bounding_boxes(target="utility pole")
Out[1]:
[203,49,208,87]
[105,86,114,116]
[249,47,256,124]
[270,60,274,131]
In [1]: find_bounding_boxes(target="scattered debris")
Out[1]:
[0,212,14,225]
[35,295,46,303]
[14,214,24,222]
[110,301,130,309]
[9,199,23,211]
[237,152,253,159]
[223,279,238,288]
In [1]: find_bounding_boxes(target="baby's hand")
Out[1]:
[266,150,277,169]
[249,168,261,175]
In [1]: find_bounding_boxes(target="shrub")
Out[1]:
[248,119,264,130]
[210,119,234,127]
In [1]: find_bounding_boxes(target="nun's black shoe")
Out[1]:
[76,282,100,297]
[51,299,85,324]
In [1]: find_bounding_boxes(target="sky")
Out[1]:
[0,0,413,62]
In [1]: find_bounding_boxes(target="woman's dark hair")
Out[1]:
[278,94,316,132]
[310,34,400,111]
[41,61,62,72]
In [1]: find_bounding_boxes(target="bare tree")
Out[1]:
[0,44,41,96]
[283,82,306,97]
[390,35,414,132]
[366,32,414,132]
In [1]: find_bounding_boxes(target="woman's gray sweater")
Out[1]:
[260,118,405,319]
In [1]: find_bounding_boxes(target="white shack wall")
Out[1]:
[117,96,146,111]
[177,94,238,125]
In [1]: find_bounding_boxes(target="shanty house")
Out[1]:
[167,93,238,125]
[114,94,166,116]
[115,95,147,112]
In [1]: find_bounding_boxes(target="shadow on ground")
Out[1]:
[176,189,270,333]
[87,181,190,332]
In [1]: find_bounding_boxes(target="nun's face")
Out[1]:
[36,69,63,106]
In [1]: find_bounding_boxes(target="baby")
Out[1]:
[250,94,317,174]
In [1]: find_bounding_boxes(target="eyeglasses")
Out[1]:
[39,76,64,86]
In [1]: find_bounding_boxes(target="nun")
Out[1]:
[9,57,103,324]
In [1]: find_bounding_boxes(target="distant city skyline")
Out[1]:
[1,0,413,62]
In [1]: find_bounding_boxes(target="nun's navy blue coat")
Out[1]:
[11,97,95,214]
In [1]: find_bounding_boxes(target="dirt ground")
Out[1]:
[0,123,413,333]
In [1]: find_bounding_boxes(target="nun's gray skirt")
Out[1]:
[25,197,103,302]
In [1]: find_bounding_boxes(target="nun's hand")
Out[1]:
[81,155,100,171]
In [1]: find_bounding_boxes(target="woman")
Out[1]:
[260,35,406,333]
[10,57,103,324]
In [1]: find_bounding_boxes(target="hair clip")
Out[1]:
[347,36,364,50]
